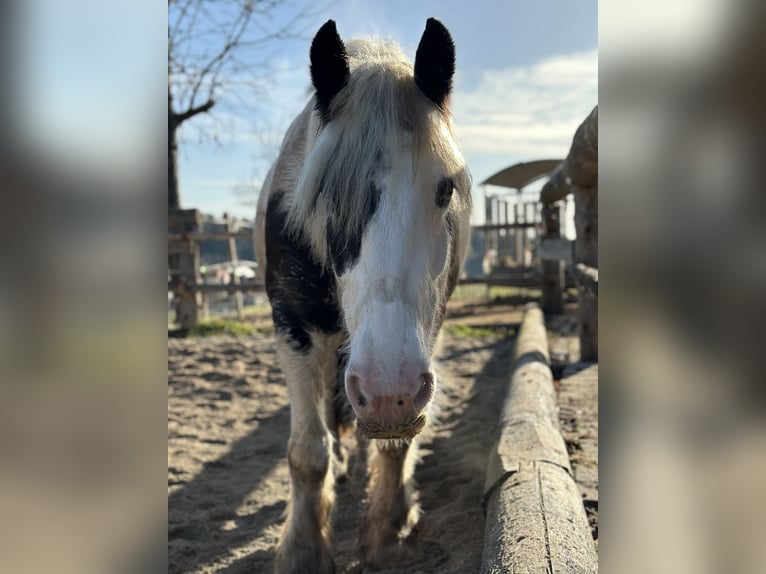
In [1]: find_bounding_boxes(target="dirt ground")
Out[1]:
[168,299,597,573]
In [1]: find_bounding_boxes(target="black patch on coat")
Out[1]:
[264,191,343,351]
[436,177,454,209]
[325,180,382,275]
[414,18,455,109]
[310,20,350,124]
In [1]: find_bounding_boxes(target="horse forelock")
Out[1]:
[285,38,471,270]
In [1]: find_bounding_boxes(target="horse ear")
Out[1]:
[414,18,455,109]
[310,20,350,122]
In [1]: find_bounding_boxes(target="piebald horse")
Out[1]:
[255,18,471,573]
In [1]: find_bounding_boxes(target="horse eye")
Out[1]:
[435,177,453,209]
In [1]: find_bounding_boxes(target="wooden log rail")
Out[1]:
[168,231,253,242]
[168,209,259,326]
[481,305,597,573]
[167,282,264,294]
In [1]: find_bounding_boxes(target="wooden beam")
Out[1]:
[538,237,574,264]
[482,305,597,573]
[168,282,265,294]
[168,209,202,329]
[168,231,254,242]
[471,223,538,232]
[573,183,598,360]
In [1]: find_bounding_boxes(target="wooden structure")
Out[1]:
[168,209,203,329]
[168,209,264,329]
[482,304,597,573]
[540,106,598,360]
[479,160,566,275]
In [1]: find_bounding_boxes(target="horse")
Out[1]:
[254,18,472,573]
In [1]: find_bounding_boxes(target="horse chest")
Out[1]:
[264,191,343,352]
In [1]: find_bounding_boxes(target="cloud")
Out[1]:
[453,50,598,159]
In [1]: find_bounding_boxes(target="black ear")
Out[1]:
[310,20,350,123]
[414,18,455,109]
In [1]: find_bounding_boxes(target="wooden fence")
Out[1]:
[168,210,264,329]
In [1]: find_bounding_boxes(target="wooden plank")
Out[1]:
[573,184,598,361]
[514,203,524,265]
[458,277,539,288]
[472,222,538,233]
[168,241,197,256]
[167,231,254,242]
[168,208,202,233]
[168,282,265,293]
[168,209,202,329]
[538,237,573,264]
[482,305,597,573]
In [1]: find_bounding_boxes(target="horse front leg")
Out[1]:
[360,439,421,568]
[326,344,354,482]
[274,334,337,574]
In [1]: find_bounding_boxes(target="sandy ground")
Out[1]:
[168,300,597,573]
[548,312,599,544]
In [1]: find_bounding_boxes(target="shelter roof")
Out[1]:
[480,159,563,189]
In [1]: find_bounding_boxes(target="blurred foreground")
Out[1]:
[0,0,765,572]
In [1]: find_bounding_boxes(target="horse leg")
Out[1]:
[274,334,339,574]
[327,345,354,482]
[360,439,421,568]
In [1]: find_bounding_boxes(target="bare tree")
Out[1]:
[168,0,317,211]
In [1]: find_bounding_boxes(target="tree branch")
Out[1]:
[172,98,215,126]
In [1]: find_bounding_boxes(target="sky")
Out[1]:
[174,0,598,222]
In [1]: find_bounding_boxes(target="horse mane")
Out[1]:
[285,38,472,264]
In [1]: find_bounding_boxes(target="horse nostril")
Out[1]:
[347,372,368,409]
[397,399,404,406]
[414,372,436,411]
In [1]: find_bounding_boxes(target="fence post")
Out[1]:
[513,200,524,267]
[225,214,246,321]
[574,184,598,360]
[168,208,202,329]
[541,203,564,315]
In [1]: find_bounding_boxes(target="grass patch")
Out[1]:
[444,323,515,339]
[450,283,542,302]
[188,318,274,337]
